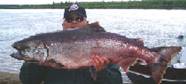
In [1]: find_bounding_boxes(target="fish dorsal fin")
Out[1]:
[81,22,106,32]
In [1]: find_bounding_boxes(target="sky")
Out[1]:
[0,0,134,5]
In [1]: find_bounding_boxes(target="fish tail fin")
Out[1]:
[150,46,182,84]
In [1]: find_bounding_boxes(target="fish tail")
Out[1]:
[150,46,182,84]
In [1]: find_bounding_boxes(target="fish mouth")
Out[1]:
[11,51,40,64]
[10,51,32,61]
[10,49,34,61]
[10,51,23,60]
[11,46,48,62]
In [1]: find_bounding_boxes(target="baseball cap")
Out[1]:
[64,3,87,22]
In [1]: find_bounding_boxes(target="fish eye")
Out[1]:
[20,51,26,55]
[20,49,30,55]
[33,49,39,53]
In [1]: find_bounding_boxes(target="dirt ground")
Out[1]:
[0,72,21,84]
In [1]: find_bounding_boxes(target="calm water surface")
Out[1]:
[0,9,186,73]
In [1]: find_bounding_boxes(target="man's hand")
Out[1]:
[91,55,110,71]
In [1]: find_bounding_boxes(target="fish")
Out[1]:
[11,22,182,84]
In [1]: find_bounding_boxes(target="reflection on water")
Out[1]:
[0,9,186,73]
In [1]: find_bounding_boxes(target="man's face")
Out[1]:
[62,18,88,30]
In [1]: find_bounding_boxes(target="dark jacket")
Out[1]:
[20,62,123,84]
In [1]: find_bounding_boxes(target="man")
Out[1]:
[20,3,123,84]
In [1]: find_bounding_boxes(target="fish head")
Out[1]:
[11,38,48,62]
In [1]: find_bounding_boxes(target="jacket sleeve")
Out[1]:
[19,62,48,84]
[95,63,123,84]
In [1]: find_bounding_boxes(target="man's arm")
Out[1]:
[19,62,47,84]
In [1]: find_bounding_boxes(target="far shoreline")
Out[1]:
[1,1,186,9]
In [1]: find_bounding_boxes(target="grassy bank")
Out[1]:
[0,72,20,84]
[0,0,186,9]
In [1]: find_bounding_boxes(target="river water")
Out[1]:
[0,9,186,73]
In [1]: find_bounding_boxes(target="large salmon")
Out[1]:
[11,23,181,84]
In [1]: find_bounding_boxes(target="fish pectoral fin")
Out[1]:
[43,59,65,69]
[89,66,97,80]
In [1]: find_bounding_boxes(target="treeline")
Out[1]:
[0,0,186,9]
